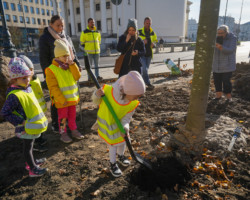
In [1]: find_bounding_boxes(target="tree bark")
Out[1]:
[175,0,221,149]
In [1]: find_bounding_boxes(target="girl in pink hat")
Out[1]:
[92,71,146,177]
[1,57,48,177]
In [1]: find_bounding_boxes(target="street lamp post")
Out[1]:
[0,0,16,58]
[19,0,30,51]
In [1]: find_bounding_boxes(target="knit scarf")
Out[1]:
[48,26,75,62]
[55,59,69,70]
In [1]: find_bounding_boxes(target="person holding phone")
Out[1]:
[117,19,145,77]
[212,25,237,102]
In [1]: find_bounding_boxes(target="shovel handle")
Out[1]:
[84,54,126,135]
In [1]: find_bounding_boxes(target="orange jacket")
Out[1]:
[45,59,81,108]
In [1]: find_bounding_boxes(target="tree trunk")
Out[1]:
[175,0,220,149]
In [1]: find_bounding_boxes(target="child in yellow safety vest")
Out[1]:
[0,57,48,177]
[92,71,146,177]
[45,39,84,143]
[19,55,48,153]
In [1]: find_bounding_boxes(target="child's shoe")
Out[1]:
[110,162,122,177]
[33,143,48,153]
[71,129,84,140]
[118,155,131,167]
[29,167,47,177]
[60,132,72,143]
[25,158,47,170]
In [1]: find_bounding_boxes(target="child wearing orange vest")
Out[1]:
[46,39,84,143]
[92,71,146,177]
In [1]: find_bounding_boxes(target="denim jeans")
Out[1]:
[141,56,152,85]
[88,53,100,78]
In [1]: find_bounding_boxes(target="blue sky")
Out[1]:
[189,0,250,24]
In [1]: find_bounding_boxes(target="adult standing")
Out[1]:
[212,25,237,102]
[39,15,81,132]
[117,19,145,77]
[139,17,158,89]
[80,18,103,81]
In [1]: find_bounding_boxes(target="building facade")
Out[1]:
[187,18,198,42]
[0,0,61,48]
[239,22,250,41]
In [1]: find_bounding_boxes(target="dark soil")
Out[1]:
[0,64,249,200]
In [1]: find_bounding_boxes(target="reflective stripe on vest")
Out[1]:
[48,64,79,103]
[7,89,48,135]
[97,84,139,145]
[30,78,47,112]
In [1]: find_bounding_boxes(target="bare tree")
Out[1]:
[8,25,23,49]
[174,0,221,151]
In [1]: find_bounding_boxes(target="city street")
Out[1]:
[34,41,250,82]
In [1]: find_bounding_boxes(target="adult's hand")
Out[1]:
[215,43,223,51]
[126,34,131,43]
[131,50,138,56]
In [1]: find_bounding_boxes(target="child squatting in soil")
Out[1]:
[45,39,84,143]
[19,55,48,153]
[92,71,146,177]
[0,57,48,177]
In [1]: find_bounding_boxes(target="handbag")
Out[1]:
[113,40,136,74]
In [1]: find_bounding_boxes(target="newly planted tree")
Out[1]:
[175,0,221,151]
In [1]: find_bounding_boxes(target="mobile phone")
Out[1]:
[216,36,223,45]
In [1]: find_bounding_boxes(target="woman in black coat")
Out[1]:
[117,19,145,77]
[39,15,81,132]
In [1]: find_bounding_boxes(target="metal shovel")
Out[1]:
[84,54,153,170]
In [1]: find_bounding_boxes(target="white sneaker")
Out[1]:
[118,155,130,167]
[110,162,122,177]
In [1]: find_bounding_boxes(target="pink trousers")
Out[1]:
[57,105,77,132]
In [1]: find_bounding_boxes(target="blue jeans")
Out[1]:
[141,56,152,85]
[88,54,100,78]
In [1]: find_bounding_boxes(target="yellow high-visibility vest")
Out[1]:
[48,64,79,104]
[30,78,47,112]
[97,84,139,145]
[8,89,48,135]
[138,27,158,58]
[80,26,101,54]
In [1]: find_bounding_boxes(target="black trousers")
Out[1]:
[213,72,232,94]
[23,139,36,169]
[51,104,59,128]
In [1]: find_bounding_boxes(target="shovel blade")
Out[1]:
[134,152,153,170]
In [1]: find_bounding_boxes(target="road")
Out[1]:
[34,41,250,82]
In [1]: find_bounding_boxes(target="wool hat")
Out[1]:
[54,39,70,58]
[120,71,145,95]
[8,57,32,79]
[127,18,138,30]
[18,55,34,69]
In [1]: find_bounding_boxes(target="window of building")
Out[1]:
[29,0,33,2]
[41,8,45,15]
[106,2,110,9]
[36,8,40,14]
[68,9,70,15]
[97,20,101,30]
[45,0,49,6]
[37,18,41,24]
[32,18,36,24]
[59,2,62,8]
[40,0,44,5]
[3,2,9,10]
[26,17,30,24]
[35,0,38,3]
[46,9,50,16]
[119,18,121,25]
[51,10,54,16]
[96,3,100,11]
[76,7,80,14]
[13,15,18,22]
[18,4,22,12]
[77,23,81,32]
[11,3,16,11]
[30,7,34,14]
[19,16,24,23]
[50,0,53,7]
[48,20,50,24]
[24,5,29,13]
[5,14,10,22]
[42,19,46,25]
